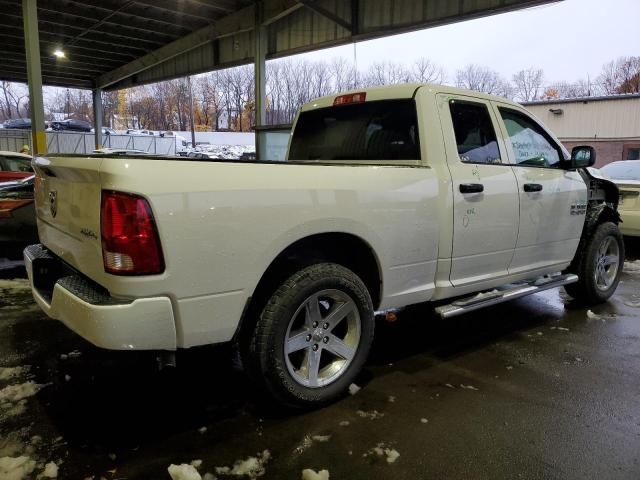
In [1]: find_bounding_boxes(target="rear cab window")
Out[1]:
[289,99,420,164]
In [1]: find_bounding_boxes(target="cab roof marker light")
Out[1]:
[334,92,367,106]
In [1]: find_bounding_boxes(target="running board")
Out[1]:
[434,273,579,319]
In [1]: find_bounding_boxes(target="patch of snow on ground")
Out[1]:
[311,435,331,443]
[387,395,395,403]
[0,381,43,403]
[365,443,400,464]
[624,300,640,308]
[0,456,36,480]
[168,463,202,480]
[348,383,360,395]
[42,462,58,478]
[0,280,32,295]
[459,384,479,391]
[623,260,640,274]
[301,469,330,480]
[215,450,271,478]
[338,421,349,427]
[191,459,203,468]
[420,418,428,424]
[356,410,384,420]
[0,367,28,381]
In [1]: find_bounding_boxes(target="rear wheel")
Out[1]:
[247,263,374,408]
[564,222,624,304]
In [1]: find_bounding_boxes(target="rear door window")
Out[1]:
[289,99,420,161]
[449,100,501,164]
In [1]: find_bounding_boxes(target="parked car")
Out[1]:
[25,84,623,407]
[601,160,640,237]
[0,151,33,182]
[0,175,36,259]
[50,119,92,132]
[3,118,31,130]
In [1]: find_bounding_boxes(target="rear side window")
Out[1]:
[289,99,420,161]
[449,100,501,164]
[498,108,564,168]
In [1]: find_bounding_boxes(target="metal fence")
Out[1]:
[0,129,177,155]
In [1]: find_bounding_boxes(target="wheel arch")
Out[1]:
[233,232,383,344]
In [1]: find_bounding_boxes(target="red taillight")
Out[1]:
[0,200,33,218]
[100,191,164,275]
[333,92,367,106]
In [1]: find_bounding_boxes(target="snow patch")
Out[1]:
[42,462,58,478]
[0,280,31,295]
[0,367,28,381]
[311,435,331,443]
[301,469,330,480]
[191,460,203,468]
[198,426,207,434]
[0,456,36,480]
[364,443,400,464]
[348,383,360,395]
[168,463,202,480]
[387,395,396,403]
[459,384,479,391]
[338,421,350,427]
[356,409,384,420]
[0,381,43,403]
[215,450,271,478]
[420,418,428,424]
[623,260,640,274]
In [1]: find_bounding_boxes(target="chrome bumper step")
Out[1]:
[434,273,579,319]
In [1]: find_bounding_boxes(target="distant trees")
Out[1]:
[3,54,638,130]
[512,68,544,102]
[0,82,29,121]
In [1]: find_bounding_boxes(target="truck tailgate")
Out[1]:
[33,156,105,280]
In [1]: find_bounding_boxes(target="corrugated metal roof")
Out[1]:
[0,0,562,90]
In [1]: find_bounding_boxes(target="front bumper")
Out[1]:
[24,244,177,350]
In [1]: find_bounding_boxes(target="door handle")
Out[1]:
[459,183,484,194]
[524,183,543,193]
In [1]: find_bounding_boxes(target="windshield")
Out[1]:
[289,99,420,161]
[601,161,640,181]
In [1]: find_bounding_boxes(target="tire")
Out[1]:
[564,221,624,304]
[247,263,374,408]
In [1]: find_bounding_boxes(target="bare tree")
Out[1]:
[597,56,640,94]
[512,68,544,102]
[455,64,507,95]
[410,58,446,84]
[0,82,29,121]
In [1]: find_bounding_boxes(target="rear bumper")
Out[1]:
[24,244,177,350]
[619,210,640,237]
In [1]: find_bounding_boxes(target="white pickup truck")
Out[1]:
[25,84,623,407]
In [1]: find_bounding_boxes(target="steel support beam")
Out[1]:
[93,88,103,150]
[254,1,267,161]
[299,0,351,30]
[22,0,46,154]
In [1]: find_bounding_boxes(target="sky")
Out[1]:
[299,0,640,85]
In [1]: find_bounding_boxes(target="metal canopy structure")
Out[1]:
[2,0,559,90]
[3,0,560,154]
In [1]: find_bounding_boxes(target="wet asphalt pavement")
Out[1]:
[1,240,639,480]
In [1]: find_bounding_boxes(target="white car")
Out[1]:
[25,84,623,407]
[601,160,640,236]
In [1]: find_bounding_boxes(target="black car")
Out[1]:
[0,176,36,259]
[50,119,92,132]
[2,118,31,130]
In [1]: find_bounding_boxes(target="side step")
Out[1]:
[434,273,578,319]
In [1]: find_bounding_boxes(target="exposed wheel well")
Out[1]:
[234,233,382,345]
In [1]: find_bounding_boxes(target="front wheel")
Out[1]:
[564,222,624,304]
[247,263,374,408]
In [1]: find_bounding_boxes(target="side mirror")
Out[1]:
[570,145,596,169]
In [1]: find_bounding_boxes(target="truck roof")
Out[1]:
[299,83,520,112]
